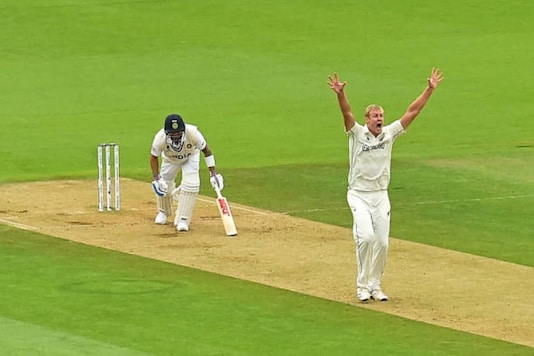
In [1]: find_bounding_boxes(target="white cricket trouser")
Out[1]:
[159,152,201,184]
[347,189,391,292]
[156,153,201,220]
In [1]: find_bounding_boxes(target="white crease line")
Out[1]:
[402,194,534,206]
[196,197,270,216]
[281,207,347,214]
[0,218,41,232]
[282,194,534,214]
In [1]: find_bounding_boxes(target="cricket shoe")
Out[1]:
[357,288,371,302]
[155,212,167,225]
[371,289,388,301]
[176,221,189,232]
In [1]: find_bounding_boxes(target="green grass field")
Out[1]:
[1,0,533,354]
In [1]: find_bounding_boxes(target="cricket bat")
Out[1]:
[213,185,238,236]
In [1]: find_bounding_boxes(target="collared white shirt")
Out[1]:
[347,119,405,191]
[151,124,207,164]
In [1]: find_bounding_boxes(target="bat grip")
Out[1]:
[213,185,223,199]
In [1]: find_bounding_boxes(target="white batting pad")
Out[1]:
[174,190,198,228]
[157,195,173,216]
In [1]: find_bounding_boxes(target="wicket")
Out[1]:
[97,143,120,211]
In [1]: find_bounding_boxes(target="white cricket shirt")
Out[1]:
[347,119,405,191]
[151,124,207,164]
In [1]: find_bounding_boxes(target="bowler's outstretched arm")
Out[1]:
[328,73,356,131]
[400,68,444,129]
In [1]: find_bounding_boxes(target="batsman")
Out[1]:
[150,113,224,232]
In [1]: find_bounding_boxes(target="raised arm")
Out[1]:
[400,68,444,129]
[328,73,356,131]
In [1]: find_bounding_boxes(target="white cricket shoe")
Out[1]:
[155,212,167,225]
[176,221,189,232]
[357,288,371,302]
[371,289,389,301]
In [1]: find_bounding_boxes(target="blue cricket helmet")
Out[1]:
[164,114,186,151]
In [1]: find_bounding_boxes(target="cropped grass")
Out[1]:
[1,0,533,354]
[1,226,531,355]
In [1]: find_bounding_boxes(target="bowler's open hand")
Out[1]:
[327,73,347,94]
[428,68,444,89]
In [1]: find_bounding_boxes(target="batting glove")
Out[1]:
[209,173,224,191]
[152,176,168,197]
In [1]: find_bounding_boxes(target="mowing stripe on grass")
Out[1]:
[0,316,149,356]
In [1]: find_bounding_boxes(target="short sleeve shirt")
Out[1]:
[151,124,207,164]
[347,119,405,191]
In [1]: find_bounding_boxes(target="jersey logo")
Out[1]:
[167,152,192,160]
[362,143,386,151]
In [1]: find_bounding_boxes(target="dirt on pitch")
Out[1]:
[1,179,533,348]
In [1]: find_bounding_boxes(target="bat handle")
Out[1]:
[213,185,223,199]
[171,185,182,196]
